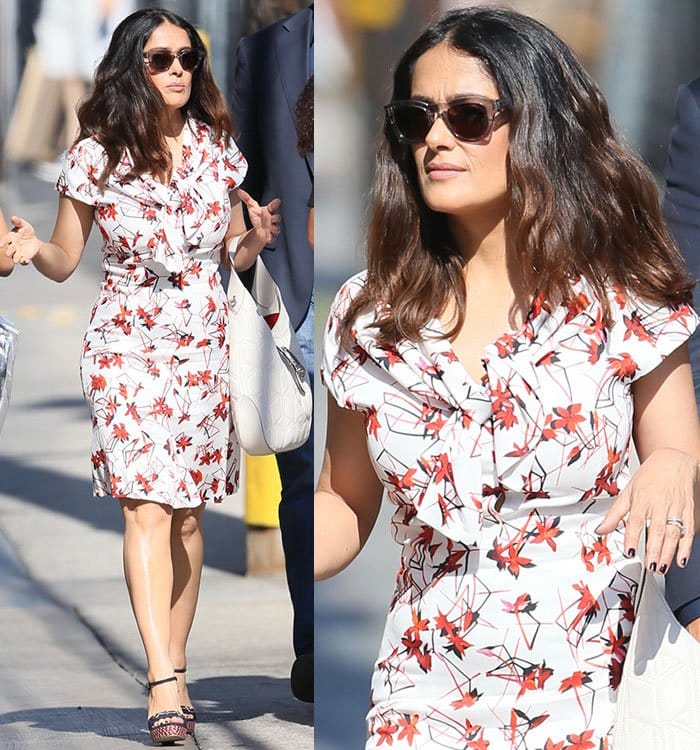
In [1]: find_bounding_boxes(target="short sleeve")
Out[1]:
[56,139,106,206]
[220,136,248,191]
[609,289,700,381]
[320,272,371,413]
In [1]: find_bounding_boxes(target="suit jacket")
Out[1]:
[233,6,313,330]
[662,77,700,619]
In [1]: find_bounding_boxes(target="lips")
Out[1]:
[426,163,465,180]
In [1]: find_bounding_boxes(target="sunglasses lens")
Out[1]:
[447,102,490,140]
[392,104,432,143]
[148,52,174,72]
[180,50,200,71]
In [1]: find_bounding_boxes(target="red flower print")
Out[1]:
[467,736,489,750]
[90,374,107,393]
[563,729,595,750]
[608,352,639,379]
[406,608,429,638]
[544,740,565,750]
[397,715,420,745]
[366,408,380,438]
[386,468,417,492]
[91,450,106,468]
[587,338,603,364]
[112,423,129,441]
[559,670,592,692]
[622,312,654,343]
[565,291,590,322]
[551,404,585,433]
[532,516,562,550]
[451,687,481,709]
[376,722,398,746]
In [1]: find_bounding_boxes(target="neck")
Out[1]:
[448,205,508,272]
[161,108,185,138]
[447,203,527,304]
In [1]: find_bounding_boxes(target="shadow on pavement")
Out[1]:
[192,674,313,728]
[0,707,150,747]
[0,455,247,576]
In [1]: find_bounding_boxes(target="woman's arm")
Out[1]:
[597,343,700,570]
[315,395,384,580]
[0,196,94,282]
[225,189,281,272]
[0,209,12,276]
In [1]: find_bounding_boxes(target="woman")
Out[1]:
[0,8,279,744]
[316,7,700,749]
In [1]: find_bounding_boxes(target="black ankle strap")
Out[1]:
[174,667,186,674]
[147,675,178,690]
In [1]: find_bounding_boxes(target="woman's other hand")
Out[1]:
[596,447,698,572]
[597,343,700,573]
[0,216,42,267]
[237,188,281,245]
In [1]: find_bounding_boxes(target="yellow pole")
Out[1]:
[244,453,281,526]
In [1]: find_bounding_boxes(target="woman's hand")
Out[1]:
[237,189,281,244]
[596,447,698,572]
[0,216,42,266]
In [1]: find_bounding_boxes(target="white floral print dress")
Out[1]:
[57,120,247,507]
[321,270,698,750]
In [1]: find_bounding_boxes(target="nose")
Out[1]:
[170,57,184,75]
[423,112,454,150]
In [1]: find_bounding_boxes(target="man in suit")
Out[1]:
[662,75,700,640]
[233,4,314,700]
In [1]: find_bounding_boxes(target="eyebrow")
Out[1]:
[144,46,193,53]
[410,92,491,102]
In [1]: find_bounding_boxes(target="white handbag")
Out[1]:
[612,559,700,748]
[227,257,312,455]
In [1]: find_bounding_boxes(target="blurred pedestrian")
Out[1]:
[32,0,134,179]
[316,7,700,748]
[233,4,314,702]
[663,74,700,641]
[0,8,279,744]
[295,74,314,248]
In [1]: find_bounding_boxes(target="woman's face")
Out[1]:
[410,43,510,220]
[143,22,195,113]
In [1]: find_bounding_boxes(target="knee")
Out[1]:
[121,499,172,535]
[173,511,203,542]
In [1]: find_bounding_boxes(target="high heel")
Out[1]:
[146,676,187,745]
[174,667,196,735]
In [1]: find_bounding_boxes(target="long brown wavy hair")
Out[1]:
[76,8,233,188]
[341,6,694,346]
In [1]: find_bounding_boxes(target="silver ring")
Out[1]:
[666,517,687,536]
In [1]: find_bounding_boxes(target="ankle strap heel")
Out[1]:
[146,675,187,744]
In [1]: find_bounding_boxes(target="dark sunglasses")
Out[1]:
[385,96,507,144]
[143,47,203,73]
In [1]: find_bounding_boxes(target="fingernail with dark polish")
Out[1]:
[681,558,688,567]
[659,563,667,574]
[626,548,636,558]
[649,562,657,572]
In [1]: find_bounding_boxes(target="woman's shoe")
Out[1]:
[146,676,188,745]
[174,667,196,735]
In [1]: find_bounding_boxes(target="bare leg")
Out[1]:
[170,503,206,708]
[120,499,182,722]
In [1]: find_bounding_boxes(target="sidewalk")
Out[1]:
[0,168,313,748]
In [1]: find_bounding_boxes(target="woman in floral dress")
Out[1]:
[315,8,700,750]
[0,8,279,743]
